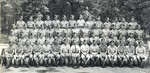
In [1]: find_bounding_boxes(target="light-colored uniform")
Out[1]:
[77,19,85,27]
[69,20,77,27]
[52,20,60,28]
[16,20,26,29]
[60,20,69,28]
[107,45,117,61]
[136,46,148,61]
[27,21,35,29]
[85,21,94,28]
[44,20,52,29]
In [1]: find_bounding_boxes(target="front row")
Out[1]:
[1,41,149,68]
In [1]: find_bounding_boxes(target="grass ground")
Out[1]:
[2,66,150,73]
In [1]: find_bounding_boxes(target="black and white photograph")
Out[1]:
[0,0,150,73]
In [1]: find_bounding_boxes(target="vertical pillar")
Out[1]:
[0,1,1,39]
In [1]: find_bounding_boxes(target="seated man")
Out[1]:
[125,42,137,66]
[47,49,55,66]
[117,41,128,66]
[71,43,81,66]
[12,49,20,66]
[107,41,118,67]
[90,43,99,66]
[60,43,70,65]
[136,41,148,67]
[98,39,108,67]
[39,51,45,66]
[3,49,13,67]
[80,42,90,66]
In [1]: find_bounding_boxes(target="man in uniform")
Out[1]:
[69,15,77,28]
[20,50,25,66]
[113,17,120,30]
[95,16,103,29]
[52,15,60,28]
[44,15,52,29]
[117,41,128,66]
[98,38,108,67]
[77,15,85,28]
[85,16,94,28]
[39,51,45,66]
[27,16,35,29]
[80,42,89,66]
[90,43,99,66]
[35,12,44,29]
[16,16,26,29]
[125,42,137,66]
[107,41,118,66]
[120,17,128,29]
[104,17,111,29]
[128,17,138,30]
[47,46,55,66]
[136,41,148,67]
[61,15,69,28]
[23,26,29,39]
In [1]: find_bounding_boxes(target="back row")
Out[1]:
[14,14,140,30]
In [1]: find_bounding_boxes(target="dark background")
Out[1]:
[1,0,150,34]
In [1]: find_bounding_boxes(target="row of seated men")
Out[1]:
[10,28,144,41]
[15,15,140,30]
[3,40,148,67]
[9,35,143,49]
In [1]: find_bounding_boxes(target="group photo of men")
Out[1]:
[1,11,149,68]
[1,1,150,73]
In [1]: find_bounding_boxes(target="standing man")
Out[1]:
[52,15,60,28]
[95,16,103,29]
[35,12,44,29]
[27,16,35,29]
[85,16,94,28]
[60,15,69,28]
[69,15,77,28]
[44,15,52,29]
[77,15,85,28]
[104,17,111,29]
[16,16,26,29]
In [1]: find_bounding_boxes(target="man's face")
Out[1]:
[111,42,115,46]
[63,16,67,20]
[122,18,126,22]
[30,17,33,21]
[131,18,135,22]
[79,15,83,19]
[71,15,75,20]
[20,16,23,20]
[106,18,109,22]
[55,15,58,20]
[46,16,50,20]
